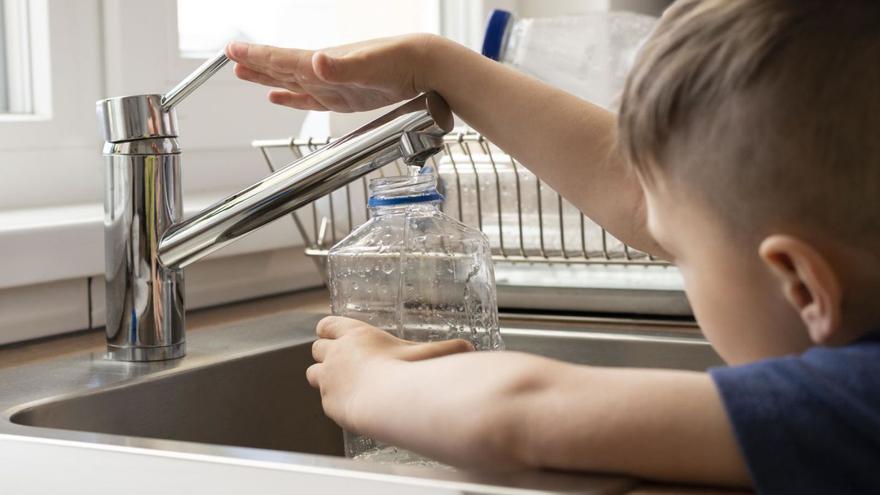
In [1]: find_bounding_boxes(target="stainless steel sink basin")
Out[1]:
[0,311,721,494]
[10,336,342,457]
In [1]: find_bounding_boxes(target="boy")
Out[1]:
[225,0,880,491]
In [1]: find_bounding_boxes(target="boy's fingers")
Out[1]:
[227,41,268,68]
[312,338,330,362]
[313,51,370,84]
[226,41,247,60]
[316,316,360,339]
[305,363,323,388]
[403,339,475,361]
[316,316,337,339]
[268,90,328,110]
[228,41,286,69]
[234,64,302,92]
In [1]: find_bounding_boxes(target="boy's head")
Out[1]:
[618,0,880,363]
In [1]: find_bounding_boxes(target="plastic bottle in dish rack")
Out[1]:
[327,172,503,464]
[481,9,657,108]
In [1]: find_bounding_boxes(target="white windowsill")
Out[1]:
[0,190,327,345]
[0,114,52,123]
[0,190,311,290]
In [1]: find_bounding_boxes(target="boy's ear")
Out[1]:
[758,235,842,345]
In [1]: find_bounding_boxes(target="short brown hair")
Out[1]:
[619,0,880,245]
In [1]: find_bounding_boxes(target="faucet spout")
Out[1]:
[157,92,452,269]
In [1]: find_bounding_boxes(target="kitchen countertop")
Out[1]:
[0,287,749,495]
[0,288,331,370]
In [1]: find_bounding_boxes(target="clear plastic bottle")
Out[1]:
[481,9,657,109]
[327,172,503,464]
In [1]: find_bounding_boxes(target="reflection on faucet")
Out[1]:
[96,57,453,362]
[159,93,453,269]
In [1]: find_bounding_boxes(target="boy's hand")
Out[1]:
[306,316,474,431]
[225,35,444,112]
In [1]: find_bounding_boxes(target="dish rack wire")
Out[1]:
[251,130,668,274]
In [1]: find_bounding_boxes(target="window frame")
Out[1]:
[1,0,36,114]
[0,0,103,211]
[0,0,93,140]
[0,1,8,112]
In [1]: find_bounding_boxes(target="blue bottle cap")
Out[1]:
[481,9,514,61]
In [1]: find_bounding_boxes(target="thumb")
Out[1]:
[313,51,369,84]
[401,339,475,361]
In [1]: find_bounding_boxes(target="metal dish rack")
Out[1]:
[252,129,690,316]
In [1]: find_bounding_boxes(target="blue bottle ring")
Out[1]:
[481,9,514,61]
[367,191,444,207]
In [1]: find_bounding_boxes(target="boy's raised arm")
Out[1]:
[426,39,664,257]
[226,35,666,257]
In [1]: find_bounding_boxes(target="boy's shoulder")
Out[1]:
[710,332,880,494]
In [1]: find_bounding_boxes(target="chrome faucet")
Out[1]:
[96,52,453,361]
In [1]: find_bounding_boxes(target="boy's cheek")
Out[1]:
[681,256,811,364]
[679,258,758,362]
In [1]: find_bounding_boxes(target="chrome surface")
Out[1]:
[158,92,453,269]
[0,311,721,493]
[103,138,184,361]
[95,51,229,143]
[97,53,453,361]
[161,50,230,112]
[96,94,178,143]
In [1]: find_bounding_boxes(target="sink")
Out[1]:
[10,339,343,456]
[0,311,721,494]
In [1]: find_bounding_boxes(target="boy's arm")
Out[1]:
[426,39,663,256]
[308,317,750,486]
[227,36,665,257]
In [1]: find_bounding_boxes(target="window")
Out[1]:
[178,0,441,58]
[0,0,36,114]
[0,1,7,112]
[0,0,99,209]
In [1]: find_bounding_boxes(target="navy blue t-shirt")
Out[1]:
[710,332,880,494]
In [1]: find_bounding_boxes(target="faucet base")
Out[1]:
[103,142,185,363]
[106,342,186,362]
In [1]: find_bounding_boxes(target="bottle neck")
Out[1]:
[367,174,444,213]
[370,200,441,216]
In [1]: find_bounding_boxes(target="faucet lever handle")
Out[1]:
[161,49,231,112]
